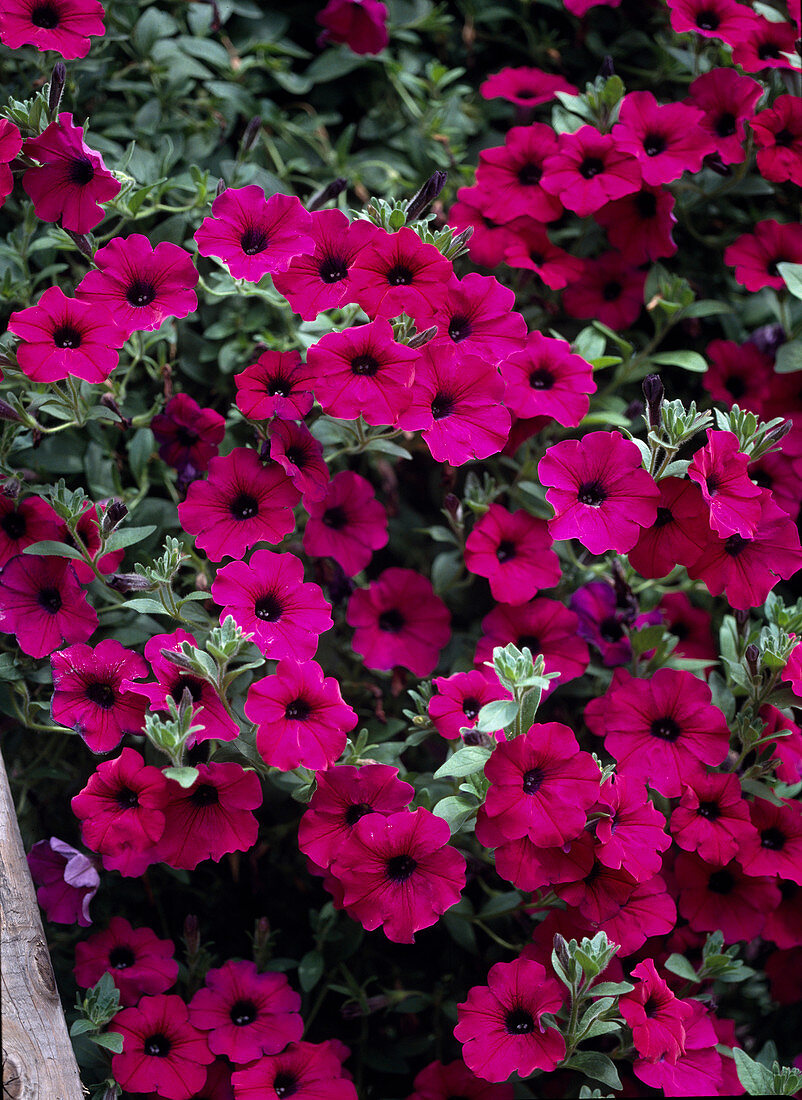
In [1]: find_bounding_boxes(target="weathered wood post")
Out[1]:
[1,748,85,1099]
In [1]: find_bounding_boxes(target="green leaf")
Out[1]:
[69,1018,97,1036]
[298,951,324,992]
[89,1031,124,1053]
[775,340,802,374]
[163,766,199,788]
[564,1051,622,1090]
[474,699,519,733]
[479,891,521,918]
[433,745,492,780]
[734,1049,778,1095]
[123,598,171,615]
[650,350,707,372]
[132,8,179,54]
[22,540,86,562]
[664,953,698,982]
[778,262,802,301]
[590,981,634,996]
[432,795,477,833]
[362,437,412,460]
[104,525,157,553]
[680,299,732,318]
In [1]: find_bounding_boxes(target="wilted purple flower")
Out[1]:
[28,837,99,927]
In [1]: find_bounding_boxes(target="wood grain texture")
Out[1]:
[0,748,85,1099]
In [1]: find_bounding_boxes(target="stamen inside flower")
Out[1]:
[522,767,545,794]
[68,157,95,185]
[576,480,606,506]
[31,2,60,28]
[144,1032,171,1057]
[643,133,667,157]
[345,802,372,826]
[351,354,380,376]
[758,40,782,60]
[322,505,348,530]
[109,945,136,969]
[650,716,681,741]
[86,681,116,709]
[504,1007,535,1034]
[761,827,786,851]
[318,255,348,283]
[715,112,736,138]
[229,492,260,521]
[462,696,480,720]
[385,853,417,881]
[126,279,157,308]
[230,999,258,1026]
[53,325,82,349]
[528,367,554,390]
[386,264,413,286]
[190,784,220,806]
[517,163,541,186]
[273,1071,299,1098]
[431,392,455,420]
[116,786,139,809]
[695,8,719,30]
[724,534,748,557]
[579,156,604,179]
[37,586,62,614]
[447,315,472,342]
[697,800,720,820]
[1,511,26,540]
[496,539,516,563]
[285,697,311,721]
[255,594,283,622]
[240,226,269,255]
[267,377,291,397]
[654,506,674,528]
[600,617,624,642]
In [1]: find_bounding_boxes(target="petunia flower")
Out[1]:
[429,670,512,742]
[303,470,388,576]
[480,65,577,106]
[476,812,594,893]
[670,772,756,865]
[730,14,801,74]
[464,502,560,604]
[51,639,148,753]
[272,208,360,319]
[612,91,716,185]
[688,430,764,538]
[620,959,694,1064]
[0,0,106,58]
[724,220,802,293]
[74,917,178,1007]
[235,348,316,422]
[111,994,214,1099]
[594,773,672,881]
[594,185,677,264]
[500,331,595,427]
[316,0,388,54]
[540,124,643,216]
[70,748,169,857]
[0,494,62,569]
[569,581,633,668]
[634,1001,741,1096]
[685,68,763,167]
[0,119,22,209]
[702,338,774,414]
[0,554,97,659]
[232,1040,358,1100]
[628,476,711,579]
[674,851,781,943]
[447,185,518,269]
[269,419,330,503]
[739,797,802,885]
[415,273,526,364]
[28,837,99,926]
[151,393,225,478]
[501,219,585,290]
[666,0,756,42]
[347,222,452,321]
[562,252,647,329]
[474,124,563,224]
[752,95,802,186]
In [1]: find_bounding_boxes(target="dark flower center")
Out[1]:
[431,392,455,419]
[517,634,540,654]
[529,367,554,390]
[724,534,748,557]
[705,474,719,494]
[697,800,720,820]
[695,8,719,30]
[267,378,291,397]
[517,163,541,186]
[761,826,786,851]
[758,41,782,60]
[68,157,95,186]
[378,608,404,633]
[170,676,204,704]
[273,1072,298,1098]
[86,681,116,709]
[516,88,537,99]
[284,446,305,467]
[643,133,667,157]
[37,586,62,615]
[31,3,60,28]
[775,128,795,147]
[386,854,417,881]
[522,766,545,794]
[780,880,797,901]
[600,616,623,642]
[448,315,472,342]
[767,256,786,277]
[650,715,680,741]
[126,279,157,308]
[230,999,258,1026]
[386,264,413,286]
[144,1032,171,1057]
[602,279,622,301]
[53,325,82,349]
[109,945,136,969]
[715,112,736,137]
[285,697,311,721]
[175,426,199,447]
[190,783,219,806]
[323,505,348,529]
[462,696,480,720]
[634,190,657,218]
[529,250,544,265]
[229,492,259,521]
[708,869,734,894]
[318,255,348,283]
[725,375,746,399]
[345,802,372,826]
[496,539,516,563]
[1,511,26,540]
[654,506,674,528]
[577,480,606,506]
[351,354,380,376]
[504,1007,535,1034]
[116,786,139,809]
[579,156,605,179]
[255,594,283,622]
[240,226,269,255]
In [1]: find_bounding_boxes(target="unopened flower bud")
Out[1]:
[704,152,730,177]
[99,392,131,428]
[0,400,22,423]
[216,177,227,198]
[101,499,127,536]
[745,643,760,677]
[240,116,262,155]
[407,325,438,349]
[107,572,153,592]
[600,55,615,78]
[62,228,94,259]
[553,933,571,971]
[48,62,66,114]
[184,914,201,955]
[766,419,792,444]
[405,171,448,223]
[307,177,347,212]
[209,0,222,31]
[642,373,664,429]
[734,608,750,636]
[161,648,197,673]
[747,322,786,357]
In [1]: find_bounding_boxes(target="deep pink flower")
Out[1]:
[306,319,418,424]
[500,331,595,427]
[562,253,647,329]
[674,851,781,942]
[541,125,642,216]
[416,273,526,364]
[447,185,518,269]
[112,994,213,1100]
[195,186,314,282]
[612,91,716,185]
[633,1001,740,1096]
[759,704,802,784]
[670,772,755,865]
[189,959,302,1063]
[151,394,225,477]
[454,957,565,1082]
[0,494,61,569]
[51,640,147,753]
[658,591,716,663]
[347,223,452,321]
[685,68,762,166]
[570,581,633,668]
[724,220,802,293]
[22,113,119,232]
[731,15,801,73]
[750,451,801,520]
[688,430,763,538]
[76,234,198,339]
[347,566,450,676]
[28,837,99,926]
[74,917,178,1007]
[330,807,465,942]
[594,773,671,880]
[8,285,124,383]
[483,722,600,847]
[245,658,357,772]
[703,338,774,413]
[557,845,638,924]
[594,185,677,263]
[317,0,388,54]
[586,667,730,797]
[475,125,562,223]
[429,670,512,741]
[563,0,621,13]
[0,0,105,58]
[231,1040,358,1100]
[303,470,388,576]
[591,874,677,956]
[156,762,262,871]
[480,66,577,106]
[464,503,560,604]
[739,797,802,884]
[667,0,754,40]
[297,762,414,870]
[752,95,802,186]
[272,208,360,318]
[0,119,22,208]
[178,447,299,562]
[501,218,584,290]
[620,959,693,1064]
[764,880,802,948]
[539,430,659,555]
[212,550,333,660]
[409,1058,514,1100]
[628,476,711,579]
[475,598,589,698]
[71,747,168,857]
[269,419,330,503]
[235,348,316,422]
[0,554,97,659]
[476,812,594,893]
[397,344,510,465]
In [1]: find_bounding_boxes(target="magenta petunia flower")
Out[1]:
[303,470,388,576]
[454,957,565,1082]
[475,124,563,224]
[480,65,577,106]
[347,222,452,321]
[685,68,762,167]
[0,554,97,659]
[235,348,316,422]
[483,721,600,847]
[475,598,589,698]
[562,252,647,329]
[76,234,198,339]
[539,430,659,556]
[591,874,677,956]
[0,494,61,569]
[447,185,518,269]
[298,763,414,870]
[594,773,671,881]
[0,119,22,209]
[22,113,120,233]
[272,208,360,319]
[189,959,302,1063]
[269,418,330,503]
[8,285,124,383]
[409,1057,515,1100]
[74,917,178,1007]
[674,851,781,943]
[156,762,262,871]
[612,91,716,185]
[724,220,802,293]
[666,0,755,42]
[195,186,314,282]
[584,667,730,797]
[594,185,677,264]
[730,14,801,73]
[688,429,763,538]
[670,772,755,865]
[397,344,510,465]
[429,670,511,742]
[620,959,693,1064]
[177,447,299,562]
[752,95,802,186]
[634,1001,740,1096]
[501,218,585,290]
[151,393,225,477]
[628,476,710,579]
[232,1040,358,1100]
[739,798,802,885]
[211,549,333,660]
[500,331,595,428]
[760,704,802,784]
[306,319,418,425]
[415,273,526,364]
[28,837,99,926]
[70,747,168,857]
[346,566,450,676]
[0,0,105,59]
[703,338,773,413]
[540,125,642,216]
[51,639,147,753]
[330,807,466,942]
[464,503,560,605]
[316,0,388,54]
[112,993,214,1100]
[476,812,594,893]
[246,658,357,772]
